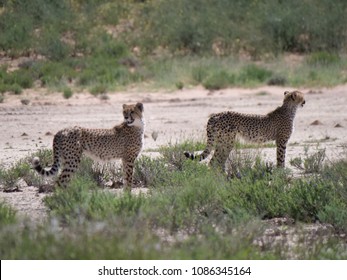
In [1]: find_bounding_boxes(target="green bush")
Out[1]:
[1,144,347,259]
[0,157,43,190]
[44,176,146,223]
[134,0,347,55]
[32,61,75,86]
[290,147,326,174]
[0,11,34,56]
[0,203,16,226]
[239,64,273,83]
[203,70,234,90]
[10,83,22,94]
[267,75,287,86]
[306,52,340,66]
[89,84,107,95]
[4,69,34,89]
[62,87,73,99]
[2,0,347,59]
[0,202,16,227]
[134,156,170,187]
[191,66,208,84]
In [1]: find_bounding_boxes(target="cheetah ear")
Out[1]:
[136,102,144,112]
[291,92,297,101]
[123,104,127,109]
[284,91,290,95]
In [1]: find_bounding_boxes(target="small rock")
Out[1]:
[99,93,109,101]
[307,90,323,94]
[21,132,28,136]
[3,186,21,193]
[168,98,181,103]
[141,97,153,103]
[15,178,28,189]
[20,99,30,105]
[310,120,323,125]
[38,184,55,193]
[334,123,343,128]
[151,131,159,141]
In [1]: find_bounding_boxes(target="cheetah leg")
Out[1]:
[197,137,214,161]
[122,158,135,191]
[210,131,235,170]
[210,142,234,170]
[276,139,288,168]
[56,154,81,188]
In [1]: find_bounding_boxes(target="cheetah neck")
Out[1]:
[277,103,299,120]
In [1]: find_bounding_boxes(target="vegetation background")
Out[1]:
[0,0,347,260]
[1,0,347,97]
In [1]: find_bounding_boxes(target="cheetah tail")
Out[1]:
[184,148,211,161]
[184,151,196,160]
[32,156,60,177]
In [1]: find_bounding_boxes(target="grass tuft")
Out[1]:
[0,142,347,259]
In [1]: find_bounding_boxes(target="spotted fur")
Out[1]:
[32,103,145,189]
[185,91,305,169]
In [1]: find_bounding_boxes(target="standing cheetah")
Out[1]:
[32,103,145,189]
[185,91,305,169]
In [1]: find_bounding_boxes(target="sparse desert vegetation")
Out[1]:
[0,143,347,259]
[1,0,347,260]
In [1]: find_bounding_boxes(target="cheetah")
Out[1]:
[184,91,305,169]
[32,103,145,189]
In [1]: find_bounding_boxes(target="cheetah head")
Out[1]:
[123,102,144,127]
[284,91,305,107]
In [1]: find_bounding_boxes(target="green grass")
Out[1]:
[0,203,16,225]
[62,87,73,99]
[140,55,347,90]
[0,0,346,93]
[1,45,347,94]
[0,142,347,259]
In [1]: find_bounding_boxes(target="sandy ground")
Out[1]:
[0,85,347,222]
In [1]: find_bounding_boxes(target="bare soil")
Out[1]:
[0,85,347,222]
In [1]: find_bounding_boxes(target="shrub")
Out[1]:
[267,75,287,86]
[44,176,146,223]
[290,147,326,174]
[134,156,170,188]
[0,157,44,190]
[33,61,76,86]
[306,52,340,66]
[175,81,184,90]
[5,69,34,89]
[89,84,107,95]
[9,84,23,95]
[0,11,34,56]
[0,203,16,225]
[203,70,234,90]
[239,64,272,83]
[91,33,128,59]
[63,87,73,99]
[1,144,347,259]
[191,66,208,84]
[38,30,71,61]
[0,83,6,93]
